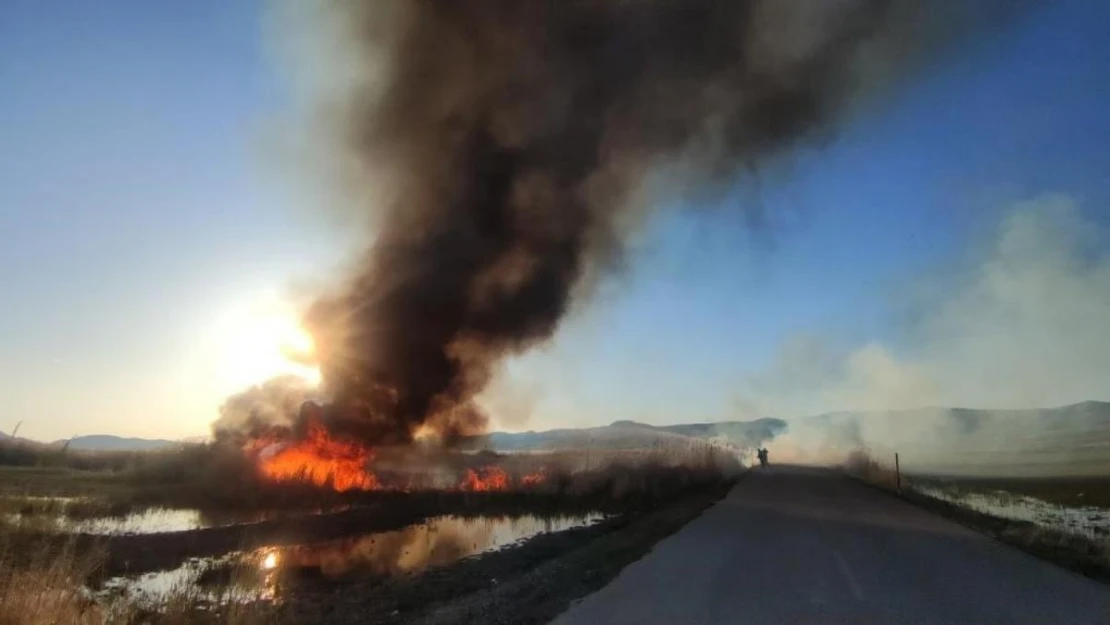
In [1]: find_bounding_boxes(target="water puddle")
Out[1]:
[70,507,349,535]
[916,486,1110,538]
[100,512,605,604]
[3,496,348,535]
[71,508,210,534]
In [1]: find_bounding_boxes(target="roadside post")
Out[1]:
[895,452,901,492]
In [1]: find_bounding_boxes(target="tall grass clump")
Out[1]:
[0,521,121,625]
[842,449,900,490]
[0,519,279,624]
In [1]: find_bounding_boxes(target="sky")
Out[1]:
[2,0,1108,441]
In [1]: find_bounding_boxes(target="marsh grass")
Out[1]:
[0,519,116,625]
[843,450,1110,584]
[0,517,280,625]
[3,428,745,516]
[111,438,742,513]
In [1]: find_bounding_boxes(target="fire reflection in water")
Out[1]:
[102,548,283,606]
[282,513,604,577]
[99,513,604,605]
[262,551,279,570]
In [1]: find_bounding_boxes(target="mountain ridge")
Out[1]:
[7,400,1108,454]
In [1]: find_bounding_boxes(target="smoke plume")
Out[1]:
[738,195,1110,473]
[250,0,999,444]
[215,375,319,436]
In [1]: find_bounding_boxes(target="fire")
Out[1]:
[520,470,545,487]
[252,420,379,492]
[460,465,509,492]
[246,414,543,494]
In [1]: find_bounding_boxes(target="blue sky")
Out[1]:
[2,0,1108,440]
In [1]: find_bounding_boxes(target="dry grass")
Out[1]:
[0,437,182,474]
[0,466,131,501]
[0,519,278,625]
[842,449,901,490]
[0,519,120,625]
[0,496,127,523]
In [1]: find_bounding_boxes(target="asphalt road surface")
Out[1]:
[553,466,1110,625]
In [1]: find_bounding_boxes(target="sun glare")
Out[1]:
[261,551,279,570]
[210,294,322,393]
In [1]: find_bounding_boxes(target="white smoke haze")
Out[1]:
[739,194,1110,472]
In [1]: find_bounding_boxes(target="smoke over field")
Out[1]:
[217,0,1004,445]
[741,195,1110,473]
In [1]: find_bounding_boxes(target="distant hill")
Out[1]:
[471,417,787,452]
[13,401,1110,473]
[53,435,179,451]
[14,419,786,454]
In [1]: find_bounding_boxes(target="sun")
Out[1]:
[209,294,322,393]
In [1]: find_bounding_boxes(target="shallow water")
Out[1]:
[4,496,345,534]
[70,507,348,534]
[101,512,606,604]
[70,508,208,534]
[280,512,607,576]
[916,485,1110,538]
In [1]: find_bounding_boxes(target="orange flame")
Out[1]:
[460,465,509,492]
[254,420,379,492]
[520,469,546,487]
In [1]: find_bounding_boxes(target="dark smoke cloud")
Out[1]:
[262,0,1010,445]
[214,375,319,437]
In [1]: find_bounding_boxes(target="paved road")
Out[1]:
[553,466,1110,624]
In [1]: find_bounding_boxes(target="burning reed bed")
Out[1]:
[114,439,743,514]
[1,436,742,543]
[83,445,742,578]
[0,443,741,624]
[1,418,743,520]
